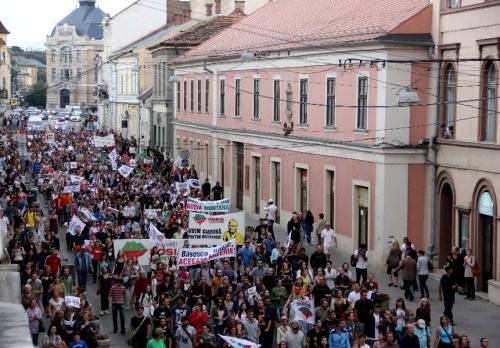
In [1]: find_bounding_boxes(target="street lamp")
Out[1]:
[397,88,420,106]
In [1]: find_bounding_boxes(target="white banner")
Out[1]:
[148,223,166,245]
[109,149,118,163]
[63,186,73,194]
[175,182,190,196]
[178,239,236,266]
[64,296,80,309]
[186,197,231,213]
[187,178,201,189]
[68,215,86,236]
[145,209,158,219]
[118,165,133,177]
[80,207,97,221]
[93,134,115,148]
[188,211,245,245]
[290,299,316,324]
[113,239,185,265]
[70,175,84,183]
[219,335,261,348]
[124,206,135,217]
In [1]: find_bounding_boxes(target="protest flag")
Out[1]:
[219,334,261,348]
[290,299,316,324]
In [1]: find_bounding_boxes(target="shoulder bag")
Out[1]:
[127,315,148,346]
[472,263,480,277]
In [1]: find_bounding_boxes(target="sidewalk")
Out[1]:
[245,212,499,346]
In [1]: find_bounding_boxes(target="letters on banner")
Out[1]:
[188,211,245,245]
[93,134,115,148]
[65,296,81,308]
[290,300,316,324]
[177,239,236,266]
[186,197,231,213]
[113,238,185,266]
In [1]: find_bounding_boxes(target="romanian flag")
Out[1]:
[219,335,260,348]
[17,129,25,134]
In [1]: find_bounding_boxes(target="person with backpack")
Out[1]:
[354,244,369,285]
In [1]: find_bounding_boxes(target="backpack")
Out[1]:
[350,254,357,267]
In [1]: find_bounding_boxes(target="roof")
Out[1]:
[163,8,245,49]
[13,56,46,69]
[0,21,10,34]
[138,85,153,102]
[50,0,105,39]
[174,0,431,63]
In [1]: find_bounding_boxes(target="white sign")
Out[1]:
[73,184,81,193]
[63,186,73,194]
[176,182,190,196]
[124,206,136,217]
[70,175,84,183]
[186,197,231,213]
[177,239,237,266]
[145,209,158,219]
[64,296,81,308]
[70,162,77,169]
[118,165,133,177]
[129,159,136,168]
[188,211,245,245]
[93,134,115,148]
[80,207,97,221]
[68,215,86,236]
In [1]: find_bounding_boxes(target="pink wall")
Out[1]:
[407,163,426,248]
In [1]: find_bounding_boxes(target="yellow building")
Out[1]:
[12,56,46,95]
[0,20,11,111]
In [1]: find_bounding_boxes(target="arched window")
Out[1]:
[481,62,497,142]
[441,64,456,138]
[61,47,72,63]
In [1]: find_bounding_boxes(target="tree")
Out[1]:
[25,81,46,108]
[10,46,24,53]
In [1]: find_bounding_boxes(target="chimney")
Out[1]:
[205,3,213,16]
[214,0,221,14]
[234,0,245,13]
[182,9,191,22]
[174,14,182,26]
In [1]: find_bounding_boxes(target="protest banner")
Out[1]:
[73,184,80,193]
[93,134,115,148]
[80,207,97,221]
[65,296,80,309]
[124,206,136,217]
[186,197,231,213]
[175,182,189,196]
[290,299,316,324]
[109,148,118,163]
[188,211,245,245]
[145,209,158,219]
[149,223,165,245]
[219,335,261,348]
[118,165,133,177]
[68,215,86,236]
[177,239,236,266]
[113,238,184,265]
[158,239,185,263]
[70,162,77,169]
[70,175,84,183]
[129,159,136,167]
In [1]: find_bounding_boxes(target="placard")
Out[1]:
[188,211,245,245]
[177,239,236,266]
[186,197,231,213]
[93,134,115,148]
[145,209,158,219]
[63,186,73,194]
[176,182,189,196]
[65,296,81,308]
[124,206,136,217]
[68,215,86,236]
[70,162,77,169]
[118,165,133,177]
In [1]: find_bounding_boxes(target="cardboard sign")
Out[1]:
[70,162,77,169]
[124,206,136,217]
[93,134,115,148]
[145,209,158,219]
[63,186,73,194]
[188,211,245,245]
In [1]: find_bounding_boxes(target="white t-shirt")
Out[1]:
[264,204,277,220]
[0,216,9,234]
[354,249,368,269]
[321,228,336,247]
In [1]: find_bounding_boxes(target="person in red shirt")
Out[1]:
[133,269,151,306]
[91,240,103,284]
[189,303,208,339]
[362,273,379,292]
[44,248,61,276]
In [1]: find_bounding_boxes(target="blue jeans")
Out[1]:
[304,223,312,244]
[77,271,88,288]
[419,275,429,297]
[403,279,414,300]
[112,303,125,333]
[31,333,39,346]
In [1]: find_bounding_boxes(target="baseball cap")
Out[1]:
[416,319,426,329]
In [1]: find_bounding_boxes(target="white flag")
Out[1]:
[219,335,261,348]
[80,207,97,221]
[290,299,315,324]
[285,231,292,250]
[118,165,134,177]
[149,223,165,245]
[68,215,86,236]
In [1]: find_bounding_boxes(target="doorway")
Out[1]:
[438,183,453,268]
[236,142,244,210]
[253,157,261,214]
[60,89,70,108]
[481,215,494,291]
[300,169,308,214]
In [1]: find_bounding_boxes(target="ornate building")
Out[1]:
[45,0,105,110]
[0,20,11,111]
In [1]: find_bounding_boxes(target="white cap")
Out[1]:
[268,199,273,203]
[416,319,426,328]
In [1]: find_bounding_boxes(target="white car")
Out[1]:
[70,114,81,122]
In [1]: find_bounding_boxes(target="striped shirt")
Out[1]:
[108,284,126,304]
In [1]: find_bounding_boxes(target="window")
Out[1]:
[253,79,260,119]
[273,80,280,122]
[176,81,181,111]
[481,62,497,142]
[357,77,368,130]
[197,80,201,113]
[205,79,209,113]
[190,80,194,112]
[442,65,456,138]
[220,79,225,115]
[299,79,308,124]
[77,68,82,80]
[76,50,81,63]
[51,68,56,82]
[326,78,336,127]
[449,0,460,8]
[183,81,187,111]
[235,79,241,117]
[51,50,56,63]
[63,69,70,80]
[60,47,72,63]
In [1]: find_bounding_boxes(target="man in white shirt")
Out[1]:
[320,223,337,260]
[0,209,11,259]
[324,260,337,290]
[354,243,369,285]
[264,199,278,240]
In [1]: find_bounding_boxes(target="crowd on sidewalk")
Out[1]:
[0,123,492,348]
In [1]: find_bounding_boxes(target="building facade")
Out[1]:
[12,56,46,96]
[45,0,105,110]
[172,0,434,268]
[0,21,11,111]
[429,0,500,303]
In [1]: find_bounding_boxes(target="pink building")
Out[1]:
[171,0,433,267]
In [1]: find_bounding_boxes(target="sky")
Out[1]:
[2,0,133,51]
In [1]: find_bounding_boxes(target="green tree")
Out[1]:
[37,68,46,83]
[25,81,46,108]
[10,46,24,53]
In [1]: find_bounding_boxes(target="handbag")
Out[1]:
[427,257,435,272]
[472,263,480,277]
[38,319,46,333]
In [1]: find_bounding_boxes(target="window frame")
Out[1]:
[481,62,497,142]
[299,78,308,125]
[183,80,187,111]
[60,47,72,63]
[273,79,281,122]
[190,80,194,112]
[235,78,241,117]
[176,81,181,111]
[326,77,336,127]
[253,78,260,119]
[356,76,368,130]
[197,79,202,113]
[220,79,226,116]
[205,79,210,114]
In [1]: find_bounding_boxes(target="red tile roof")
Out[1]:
[174,0,430,63]
[0,21,10,35]
[166,8,245,50]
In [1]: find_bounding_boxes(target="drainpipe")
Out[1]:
[428,46,440,258]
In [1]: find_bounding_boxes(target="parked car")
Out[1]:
[27,115,44,131]
[41,111,50,120]
[60,112,71,120]
[70,114,81,122]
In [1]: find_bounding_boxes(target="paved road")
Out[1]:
[35,197,499,347]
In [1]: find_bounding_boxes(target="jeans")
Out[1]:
[77,271,88,289]
[112,303,126,333]
[303,223,312,244]
[465,277,475,299]
[101,292,110,311]
[443,294,454,321]
[31,333,39,346]
[419,274,429,297]
[356,268,368,285]
[403,279,414,300]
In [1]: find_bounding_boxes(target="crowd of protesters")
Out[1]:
[0,120,492,348]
